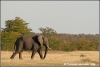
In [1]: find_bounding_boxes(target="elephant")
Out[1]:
[10,34,51,59]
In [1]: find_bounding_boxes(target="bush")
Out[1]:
[1,31,21,50]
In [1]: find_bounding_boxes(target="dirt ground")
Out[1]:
[1,51,99,66]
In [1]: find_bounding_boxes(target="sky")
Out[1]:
[1,1,99,34]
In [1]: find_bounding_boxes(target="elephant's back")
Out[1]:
[23,36,33,50]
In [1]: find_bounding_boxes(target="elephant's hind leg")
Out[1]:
[19,51,23,59]
[10,53,15,59]
[10,50,23,59]
[10,52,18,59]
[10,41,23,59]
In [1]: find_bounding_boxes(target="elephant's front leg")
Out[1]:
[37,47,43,59]
[31,51,37,59]
[31,44,38,59]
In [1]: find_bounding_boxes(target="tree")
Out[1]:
[1,17,33,50]
[39,27,57,37]
[3,17,32,35]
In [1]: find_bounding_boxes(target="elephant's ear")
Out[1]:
[38,35,44,45]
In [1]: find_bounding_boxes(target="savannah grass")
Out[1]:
[1,51,99,66]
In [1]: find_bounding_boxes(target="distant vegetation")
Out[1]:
[1,17,99,51]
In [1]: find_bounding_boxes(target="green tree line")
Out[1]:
[1,17,99,51]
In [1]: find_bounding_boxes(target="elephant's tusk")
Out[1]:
[47,46,51,49]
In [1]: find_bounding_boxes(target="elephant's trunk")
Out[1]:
[43,44,51,59]
[43,46,48,59]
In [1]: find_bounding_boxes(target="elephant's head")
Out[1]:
[38,35,51,59]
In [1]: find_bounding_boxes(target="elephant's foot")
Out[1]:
[31,57,33,59]
[19,57,23,60]
[41,58,44,60]
[10,55,14,59]
[31,55,34,59]
[40,57,44,60]
[43,57,45,59]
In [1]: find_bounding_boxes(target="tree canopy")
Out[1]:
[1,17,33,50]
[39,27,57,37]
[3,17,32,35]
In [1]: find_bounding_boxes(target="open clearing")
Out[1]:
[1,51,99,66]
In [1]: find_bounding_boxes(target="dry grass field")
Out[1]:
[1,51,99,66]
